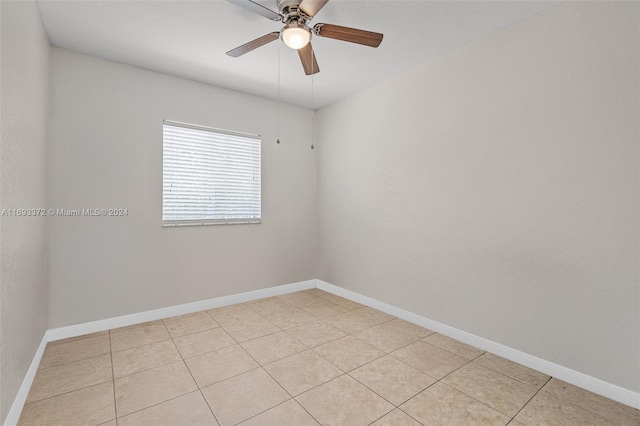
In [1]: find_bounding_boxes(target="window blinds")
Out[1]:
[162,121,261,226]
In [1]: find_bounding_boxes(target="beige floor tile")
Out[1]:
[302,301,351,319]
[246,297,294,317]
[265,350,343,396]
[112,339,182,378]
[354,319,434,353]
[97,421,117,426]
[19,381,115,426]
[207,304,254,323]
[27,354,113,403]
[370,409,423,426]
[474,353,550,388]
[324,308,395,334]
[313,336,384,371]
[316,293,365,310]
[221,315,280,342]
[173,327,236,359]
[400,382,510,426]
[118,391,218,426]
[514,390,616,426]
[240,399,320,426]
[443,363,538,417]
[423,334,484,360]
[278,292,326,307]
[201,368,290,426]
[261,307,317,329]
[185,344,258,388]
[286,320,346,347]
[162,311,219,337]
[114,360,197,417]
[40,334,111,369]
[47,331,109,346]
[241,331,307,365]
[391,341,469,379]
[350,356,436,406]
[110,322,170,352]
[296,374,394,426]
[541,379,640,426]
[380,318,434,339]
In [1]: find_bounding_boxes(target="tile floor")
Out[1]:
[18,289,640,426]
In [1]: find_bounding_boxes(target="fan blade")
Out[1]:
[298,0,329,18]
[314,23,383,47]
[298,43,320,75]
[226,32,280,57]
[227,0,281,21]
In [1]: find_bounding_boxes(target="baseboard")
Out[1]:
[4,279,316,426]
[315,279,640,410]
[4,334,48,426]
[7,277,638,426]
[47,279,316,342]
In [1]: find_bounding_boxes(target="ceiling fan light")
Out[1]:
[282,25,311,50]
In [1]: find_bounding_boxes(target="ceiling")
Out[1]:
[37,0,558,109]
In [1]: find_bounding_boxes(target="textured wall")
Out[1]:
[316,2,639,392]
[0,1,50,422]
[48,49,317,327]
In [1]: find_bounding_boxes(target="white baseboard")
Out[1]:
[6,277,638,426]
[4,334,48,426]
[47,279,316,342]
[316,279,640,410]
[5,279,315,426]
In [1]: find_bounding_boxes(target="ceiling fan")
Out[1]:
[226,0,384,75]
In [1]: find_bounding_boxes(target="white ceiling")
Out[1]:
[37,0,558,109]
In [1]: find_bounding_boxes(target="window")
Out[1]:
[162,120,261,226]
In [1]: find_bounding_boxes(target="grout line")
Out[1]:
[507,376,552,424]
[114,389,206,422]
[420,367,523,421]
[109,320,214,423]
[235,398,290,424]
[32,289,626,426]
[202,314,311,425]
[110,300,509,426]
[467,358,547,390]
[111,341,186,380]
[194,308,301,423]
[369,338,532,420]
[21,378,115,407]
[365,406,399,426]
[163,324,222,426]
[292,398,323,425]
[47,330,110,346]
[232,295,350,424]
[346,367,404,407]
[108,330,118,426]
[322,327,440,413]
[160,323,222,340]
[396,406,428,426]
[35,350,112,372]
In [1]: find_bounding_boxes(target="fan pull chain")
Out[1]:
[310,48,315,150]
[277,45,281,145]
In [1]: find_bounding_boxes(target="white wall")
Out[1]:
[0,1,50,422]
[48,49,317,328]
[316,1,639,393]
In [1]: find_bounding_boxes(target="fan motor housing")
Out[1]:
[277,0,302,12]
[277,0,311,22]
